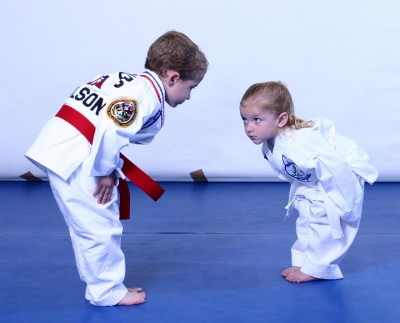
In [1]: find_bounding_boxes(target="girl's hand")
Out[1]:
[93,173,118,204]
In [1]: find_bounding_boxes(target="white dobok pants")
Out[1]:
[47,159,128,306]
[291,197,361,279]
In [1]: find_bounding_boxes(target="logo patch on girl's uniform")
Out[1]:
[282,155,311,182]
[107,98,137,127]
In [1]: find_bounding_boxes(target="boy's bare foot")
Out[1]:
[285,269,319,283]
[117,288,146,306]
[281,266,300,277]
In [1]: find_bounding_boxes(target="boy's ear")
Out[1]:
[167,70,180,86]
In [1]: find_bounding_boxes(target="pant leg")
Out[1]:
[291,204,309,267]
[293,198,360,280]
[47,161,128,306]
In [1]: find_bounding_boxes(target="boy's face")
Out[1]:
[163,70,205,107]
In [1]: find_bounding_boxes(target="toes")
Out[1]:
[285,270,317,283]
[285,274,296,283]
[117,290,147,306]
[282,266,300,277]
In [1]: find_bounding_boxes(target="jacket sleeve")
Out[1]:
[311,143,364,220]
[335,134,379,184]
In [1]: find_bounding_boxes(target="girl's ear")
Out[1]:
[278,112,289,128]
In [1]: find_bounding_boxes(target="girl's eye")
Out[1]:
[255,118,261,123]
[242,118,248,123]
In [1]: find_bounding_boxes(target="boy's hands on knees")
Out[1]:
[93,172,118,204]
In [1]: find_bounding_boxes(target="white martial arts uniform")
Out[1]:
[262,118,378,279]
[26,70,165,305]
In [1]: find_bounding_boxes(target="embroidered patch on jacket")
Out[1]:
[282,155,311,182]
[107,98,137,127]
[87,75,109,89]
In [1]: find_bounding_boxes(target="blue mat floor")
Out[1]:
[0,182,399,323]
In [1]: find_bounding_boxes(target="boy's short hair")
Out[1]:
[145,30,208,80]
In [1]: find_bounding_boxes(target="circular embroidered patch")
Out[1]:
[282,155,311,182]
[107,98,138,127]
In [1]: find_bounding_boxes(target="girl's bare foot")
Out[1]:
[281,266,300,277]
[117,288,146,306]
[285,269,319,283]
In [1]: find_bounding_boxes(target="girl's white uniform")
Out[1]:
[262,118,378,279]
[25,70,165,305]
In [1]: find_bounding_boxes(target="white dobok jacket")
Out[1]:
[26,70,165,180]
[262,118,379,239]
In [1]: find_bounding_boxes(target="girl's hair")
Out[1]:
[240,81,313,129]
[145,30,208,80]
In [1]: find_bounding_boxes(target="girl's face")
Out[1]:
[240,96,288,145]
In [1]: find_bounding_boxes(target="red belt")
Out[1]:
[56,104,165,220]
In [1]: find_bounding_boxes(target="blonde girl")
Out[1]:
[240,82,378,282]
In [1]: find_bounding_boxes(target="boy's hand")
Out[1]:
[93,173,118,204]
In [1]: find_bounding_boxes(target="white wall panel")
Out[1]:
[1,0,399,181]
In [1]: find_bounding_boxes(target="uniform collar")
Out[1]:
[140,70,165,105]
[140,70,165,127]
